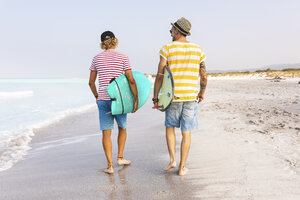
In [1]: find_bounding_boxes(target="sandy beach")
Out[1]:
[1,78,300,200]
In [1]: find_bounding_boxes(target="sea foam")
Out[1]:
[0,103,95,172]
[0,90,34,99]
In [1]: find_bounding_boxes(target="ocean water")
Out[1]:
[0,79,95,171]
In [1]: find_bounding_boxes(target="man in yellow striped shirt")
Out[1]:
[153,17,207,176]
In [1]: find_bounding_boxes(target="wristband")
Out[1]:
[152,97,159,103]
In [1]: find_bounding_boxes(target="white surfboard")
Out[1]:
[156,66,174,111]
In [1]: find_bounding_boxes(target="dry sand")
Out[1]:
[0,78,299,200]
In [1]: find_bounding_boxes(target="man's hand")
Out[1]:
[197,93,204,103]
[125,70,139,113]
[151,97,159,109]
[132,99,139,113]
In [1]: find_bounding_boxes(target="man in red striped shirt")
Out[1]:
[89,31,138,174]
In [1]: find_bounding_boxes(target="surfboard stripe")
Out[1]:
[113,79,124,114]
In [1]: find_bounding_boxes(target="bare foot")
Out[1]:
[103,167,114,174]
[164,161,176,172]
[178,167,189,176]
[117,158,131,165]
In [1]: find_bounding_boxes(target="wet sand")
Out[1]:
[0,78,300,199]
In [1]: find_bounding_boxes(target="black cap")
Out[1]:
[101,31,115,42]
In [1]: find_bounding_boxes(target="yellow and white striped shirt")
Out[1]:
[159,41,206,102]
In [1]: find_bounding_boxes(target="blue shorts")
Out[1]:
[165,101,198,131]
[97,100,127,130]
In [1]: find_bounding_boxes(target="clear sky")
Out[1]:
[1,0,299,78]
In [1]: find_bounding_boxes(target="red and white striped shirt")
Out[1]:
[89,50,131,101]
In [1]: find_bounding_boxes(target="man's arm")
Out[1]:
[153,56,167,105]
[125,70,139,113]
[88,71,98,103]
[198,61,207,103]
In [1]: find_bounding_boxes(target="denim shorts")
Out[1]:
[97,100,127,130]
[165,101,198,131]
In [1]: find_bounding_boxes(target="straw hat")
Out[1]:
[171,17,191,36]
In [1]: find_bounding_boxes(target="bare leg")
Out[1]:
[102,129,114,173]
[179,130,191,176]
[117,127,127,158]
[117,127,131,165]
[165,127,176,172]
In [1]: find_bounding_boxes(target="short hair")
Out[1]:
[100,38,119,50]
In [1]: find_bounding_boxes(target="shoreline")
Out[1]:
[0,103,96,172]
[0,99,202,200]
[0,79,299,199]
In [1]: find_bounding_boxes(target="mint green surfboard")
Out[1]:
[157,66,174,111]
[106,71,151,115]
